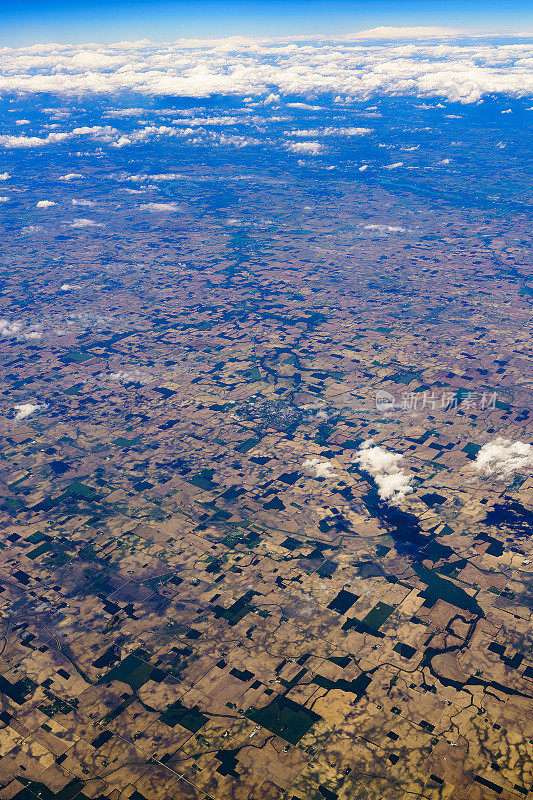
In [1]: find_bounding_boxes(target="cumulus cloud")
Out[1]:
[0,172,10,180]
[286,127,372,137]
[286,102,323,110]
[0,132,70,148]
[473,438,533,477]
[138,202,179,211]
[0,125,118,150]
[71,198,94,206]
[303,457,336,478]
[108,369,152,383]
[361,223,408,233]
[60,283,80,290]
[36,200,56,208]
[0,36,529,104]
[286,141,324,155]
[0,319,43,339]
[0,320,24,337]
[0,196,9,202]
[59,173,83,180]
[354,439,413,503]
[128,172,185,181]
[68,217,104,228]
[13,403,47,421]
[21,225,43,234]
[384,162,404,169]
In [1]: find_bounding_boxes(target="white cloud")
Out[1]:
[59,173,83,180]
[60,283,80,290]
[138,202,179,212]
[286,102,323,110]
[384,162,404,169]
[347,26,463,39]
[0,319,42,339]
[303,458,336,478]
[108,369,152,383]
[21,225,43,234]
[286,141,324,155]
[0,132,71,148]
[128,173,185,181]
[287,127,372,137]
[361,223,408,233]
[0,125,118,149]
[71,198,94,206]
[13,403,47,421]
[69,217,104,228]
[0,172,10,180]
[0,320,23,337]
[104,107,145,117]
[36,200,56,208]
[354,439,413,503]
[0,36,530,104]
[0,196,9,202]
[473,438,533,478]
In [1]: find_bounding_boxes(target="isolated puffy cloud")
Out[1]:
[69,217,104,228]
[303,458,336,478]
[0,196,9,202]
[128,172,186,181]
[354,439,413,503]
[59,173,83,180]
[36,200,56,208]
[361,223,408,233]
[138,202,179,211]
[473,438,533,477]
[0,172,10,180]
[286,126,373,137]
[71,198,94,206]
[0,36,530,104]
[0,319,37,338]
[286,141,324,155]
[108,369,152,383]
[286,102,323,110]
[13,403,47,421]
[0,318,43,339]
[0,125,118,150]
[0,132,70,148]
[0,320,24,336]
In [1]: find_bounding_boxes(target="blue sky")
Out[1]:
[0,0,530,45]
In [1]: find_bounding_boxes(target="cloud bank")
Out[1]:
[354,439,413,503]
[0,36,531,103]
